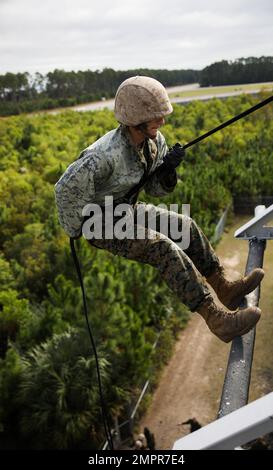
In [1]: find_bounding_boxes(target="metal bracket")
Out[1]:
[235,204,273,240]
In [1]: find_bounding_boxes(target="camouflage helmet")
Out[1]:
[114,76,173,126]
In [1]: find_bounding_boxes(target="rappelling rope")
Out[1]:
[70,238,114,450]
[183,95,273,150]
[123,95,273,203]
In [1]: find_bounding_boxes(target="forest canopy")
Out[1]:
[0,93,273,449]
[0,56,272,116]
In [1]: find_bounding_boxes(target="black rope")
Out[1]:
[123,95,273,202]
[183,95,273,150]
[70,238,114,450]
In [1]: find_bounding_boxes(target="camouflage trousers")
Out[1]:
[88,202,220,311]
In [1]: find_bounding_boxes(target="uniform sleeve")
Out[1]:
[144,132,177,197]
[55,151,113,238]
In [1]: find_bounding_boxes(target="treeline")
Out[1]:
[0,68,198,116]
[200,56,273,86]
[0,94,273,449]
[1,56,273,116]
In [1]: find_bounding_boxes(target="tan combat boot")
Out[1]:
[206,267,264,310]
[196,295,261,343]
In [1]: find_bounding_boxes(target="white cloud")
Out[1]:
[0,0,272,74]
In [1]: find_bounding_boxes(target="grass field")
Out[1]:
[169,82,273,99]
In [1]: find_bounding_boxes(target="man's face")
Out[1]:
[145,117,165,139]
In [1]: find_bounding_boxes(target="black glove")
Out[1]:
[163,143,185,169]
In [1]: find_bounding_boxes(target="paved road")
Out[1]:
[50,82,271,115]
[60,83,200,113]
[44,81,272,116]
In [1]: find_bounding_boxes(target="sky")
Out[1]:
[0,0,272,75]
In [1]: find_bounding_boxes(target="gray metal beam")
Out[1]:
[218,238,266,418]
[235,204,273,239]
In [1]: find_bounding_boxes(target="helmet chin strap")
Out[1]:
[128,123,151,146]
[136,123,153,141]
[140,130,151,140]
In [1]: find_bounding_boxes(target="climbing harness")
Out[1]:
[70,93,273,449]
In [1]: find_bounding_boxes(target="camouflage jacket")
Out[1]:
[55,125,177,237]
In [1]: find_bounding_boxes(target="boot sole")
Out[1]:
[219,314,261,343]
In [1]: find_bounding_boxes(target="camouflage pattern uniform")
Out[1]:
[55,125,220,312]
[55,125,174,238]
[91,201,219,311]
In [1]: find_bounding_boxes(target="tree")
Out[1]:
[18,328,110,449]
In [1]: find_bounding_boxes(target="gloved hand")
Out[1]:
[163,143,185,169]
